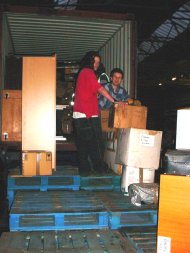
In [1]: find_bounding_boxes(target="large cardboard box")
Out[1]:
[116,128,162,170]
[22,151,52,176]
[121,166,155,193]
[176,108,190,150]
[1,90,22,142]
[157,175,190,253]
[109,104,147,129]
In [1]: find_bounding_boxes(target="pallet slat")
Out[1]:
[81,175,121,191]
[120,226,157,253]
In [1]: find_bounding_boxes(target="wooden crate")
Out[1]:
[109,104,147,129]
[22,56,56,169]
[1,90,21,142]
[157,175,190,253]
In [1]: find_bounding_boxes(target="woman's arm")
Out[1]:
[98,86,114,103]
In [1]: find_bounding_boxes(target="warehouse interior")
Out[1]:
[0,0,190,252]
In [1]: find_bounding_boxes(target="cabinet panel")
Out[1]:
[1,90,21,142]
[22,56,56,169]
[157,175,190,253]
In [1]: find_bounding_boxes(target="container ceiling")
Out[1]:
[5,12,124,62]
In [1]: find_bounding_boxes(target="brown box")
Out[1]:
[157,175,190,253]
[109,104,147,129]
[1,90,22,142]
[22,151,52,176]
[100,110,114,132]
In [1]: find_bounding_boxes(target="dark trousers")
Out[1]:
[74,117,105,174]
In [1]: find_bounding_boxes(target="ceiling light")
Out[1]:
[172,77,177,81]
[158,83,162,86]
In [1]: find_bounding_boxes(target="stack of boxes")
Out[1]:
[102,103,162,192]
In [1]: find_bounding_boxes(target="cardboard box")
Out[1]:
[22,151,52,176]
[116,128,162,170]
[121,166,155,193]
[100,110,114,132]
[157,175,190,253]
[176,108,190,150]
[109,104,147,129]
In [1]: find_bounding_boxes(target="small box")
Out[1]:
[109,104,147,129]
[100,110,114,132]
[164,149,190,175]
[176,108,190,149]
[22,151,52,176]
[157,175,190,253]
[116,128,162,170]
[121,166,155,193]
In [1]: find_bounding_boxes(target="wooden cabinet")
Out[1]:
[22,56,56,170]
[1,90,21,142]
[157,175,190,253]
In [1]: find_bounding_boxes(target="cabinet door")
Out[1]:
[1,90,22,142]
[22,56,56,170]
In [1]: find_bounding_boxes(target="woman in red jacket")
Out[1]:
[73,51,114,175]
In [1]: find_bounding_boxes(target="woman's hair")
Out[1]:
[79,51,101,70]
[96,62,106,78]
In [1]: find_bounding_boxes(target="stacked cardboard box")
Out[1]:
[103,103,162,192]
[116,128,162,192]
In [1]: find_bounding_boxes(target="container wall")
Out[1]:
[99,20,136,98]
[2,14,14,89]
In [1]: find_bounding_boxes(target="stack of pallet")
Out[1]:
[0,161,158,252]
[102,103,162,194]
[157,108,190,252]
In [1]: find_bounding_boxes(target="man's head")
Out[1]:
[110,68,124,87]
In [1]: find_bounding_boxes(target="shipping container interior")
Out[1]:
[1,8,136,169]
[2,10,136,94]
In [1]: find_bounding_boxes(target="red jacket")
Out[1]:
[73,68,101,118]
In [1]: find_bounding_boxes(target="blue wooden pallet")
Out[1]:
[97,192,157,229]
[10,191,108,231]
[120,226,157,253]
[8,166,80,208]
[81,175,121,191]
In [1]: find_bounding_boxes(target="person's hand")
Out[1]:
[115,101,128,109]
